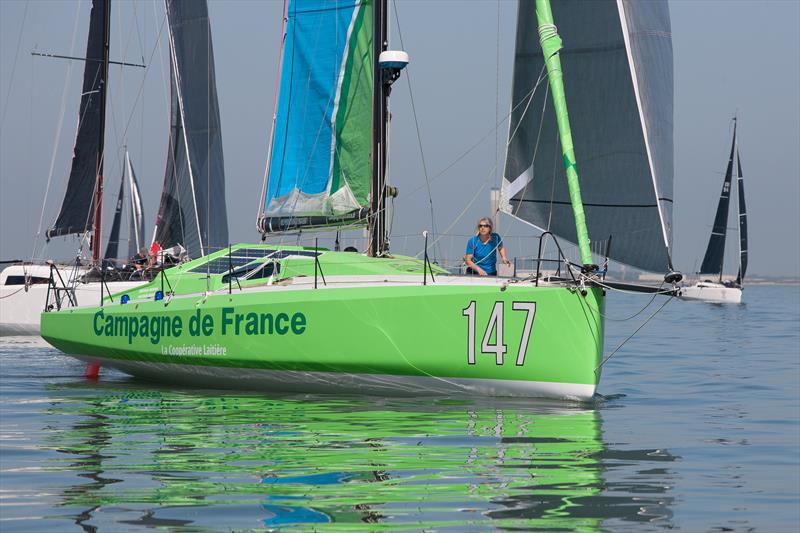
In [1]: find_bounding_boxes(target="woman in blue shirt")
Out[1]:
[464,217,511,276]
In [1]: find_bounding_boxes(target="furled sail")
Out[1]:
[46,0,108,239]
[126,151,145,260]
[698,122,737,277]
[259,0,374,233]
[153,0,228,258]
[501,0,673,273]
[735,150,748,285]
[103,175,125,261]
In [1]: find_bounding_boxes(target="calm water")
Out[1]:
[1,285,798,531]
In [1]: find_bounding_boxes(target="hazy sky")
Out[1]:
[1,0,798,277]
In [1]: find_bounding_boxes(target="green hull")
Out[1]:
[41,246,604,400]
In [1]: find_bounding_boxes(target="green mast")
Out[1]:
[534,0,593,267]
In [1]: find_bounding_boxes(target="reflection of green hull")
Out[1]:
[47,391,605,529]
[41,245,604,400]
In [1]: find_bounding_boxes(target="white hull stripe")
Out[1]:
[79,357,597,401]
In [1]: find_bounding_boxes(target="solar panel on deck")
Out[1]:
[234,248,321,259]
[187,248,320,274]
[189,256,256,274]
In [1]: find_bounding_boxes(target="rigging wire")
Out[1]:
[594,293,676,373]
[403,75,545,202]
[0,0,29,131]
[417,67,548,261]
[151,0,187,251]
[495,0,501,191]
[391,0,440,261]
[30,1,83,263]
[77,4,168,263]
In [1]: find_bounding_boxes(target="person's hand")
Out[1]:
[477,267,487,276]
[503,258,511,267]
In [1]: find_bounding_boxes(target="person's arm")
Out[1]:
[498,240,511,266]
[464,238,487,276]
[464,253,487,276]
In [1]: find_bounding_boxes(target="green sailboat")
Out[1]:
[41,0,677,401]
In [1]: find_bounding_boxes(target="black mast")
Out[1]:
[369,0,388,257]
[91,0,111,264]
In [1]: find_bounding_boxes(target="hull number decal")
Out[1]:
[462,301,536,366]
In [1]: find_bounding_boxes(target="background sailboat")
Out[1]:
[103,150,145,266]
[680,117,747,303]
[0,0,228,335]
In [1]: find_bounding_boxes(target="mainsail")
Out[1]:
[126,151,145,260]
[46,0,109,240]
[153,0,228,258]
[698,121,737,278]
[259,0,374,233]
[502,0,674,273]
[735,150,748,284]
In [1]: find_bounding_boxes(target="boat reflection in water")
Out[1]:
[45,388,676,530]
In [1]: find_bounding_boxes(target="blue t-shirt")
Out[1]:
[465,233,503,275]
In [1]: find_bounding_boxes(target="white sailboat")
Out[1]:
[680,117,748,304]
[0,0,229,335]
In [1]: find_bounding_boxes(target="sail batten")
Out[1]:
[502,0,674,273]
[259,0,374,233]
[153,0,228,258]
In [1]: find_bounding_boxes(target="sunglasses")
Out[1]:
[478,224,491,228]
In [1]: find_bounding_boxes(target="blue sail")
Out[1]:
[260,0,374,233]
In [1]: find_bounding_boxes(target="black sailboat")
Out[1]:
[0,0,229,336]
[680,117,748,303]
[45,0,227,264]
[46,0,110,264]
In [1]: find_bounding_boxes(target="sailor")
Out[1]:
[131,248,148,271]
[464,217,510,276]
[148,242,162,269]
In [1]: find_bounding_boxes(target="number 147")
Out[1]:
[462,301,536,366]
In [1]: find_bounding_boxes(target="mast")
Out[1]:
[369,0,388,257]
[533,0,593,267]
[91,0,111,264]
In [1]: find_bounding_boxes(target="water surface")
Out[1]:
[1,285,798,531]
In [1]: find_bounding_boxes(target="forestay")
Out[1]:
[259,0,374,233]
[502,0,674,273]
[153,0,228,258]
